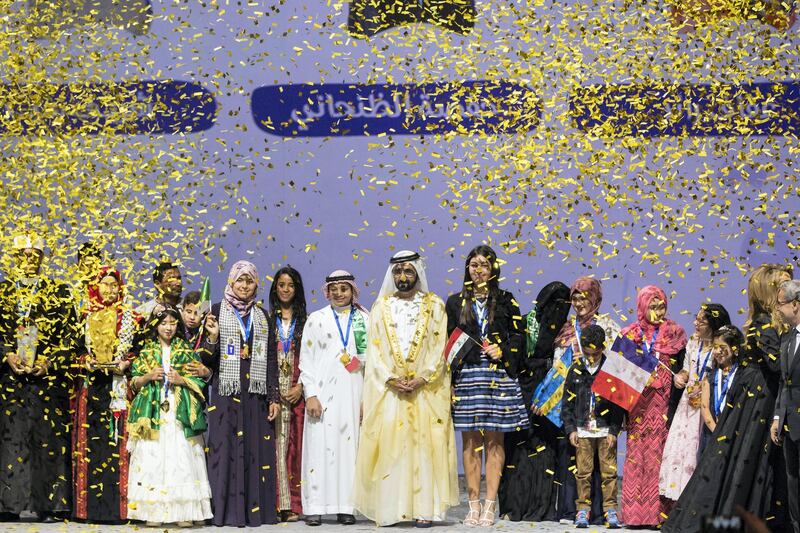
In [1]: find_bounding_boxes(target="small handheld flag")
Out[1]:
[444,327,481,366]
[198,277,211,316]
[591,334,660,411]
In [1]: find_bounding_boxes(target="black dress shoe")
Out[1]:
[37,512,58,523]
[305,515,322,526]
[337,514,356,525]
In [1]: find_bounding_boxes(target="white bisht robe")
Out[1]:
[353,291,459,525]
[299,304,369,515]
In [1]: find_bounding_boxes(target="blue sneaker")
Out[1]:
[575,510,589,528]
[605,508,620,529]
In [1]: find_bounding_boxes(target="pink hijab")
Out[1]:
[554,276,603,349]
[620,285,687,356]
[224,260,259,313]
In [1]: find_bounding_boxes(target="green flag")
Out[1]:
[198,277,211,316]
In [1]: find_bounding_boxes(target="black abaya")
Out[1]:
[662,364,774,532]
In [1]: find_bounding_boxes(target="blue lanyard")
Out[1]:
[695,341,712,381]
[573,316,596,355]
[232,308,254,344]
[332,306,354,351]
[642,328,659,359]
[472,301,488,338]
[713,364,738,418]
[278,316,297,354]
[584,357,601,413]
[162,345,171,398]
[15,280,40,320]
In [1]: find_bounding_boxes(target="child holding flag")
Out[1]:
[182,285,214,383]
[562,325,624,528]
[181,290,204,345]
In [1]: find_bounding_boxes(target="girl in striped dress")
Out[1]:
[446,245,528,527]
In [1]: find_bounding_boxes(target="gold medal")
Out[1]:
[160,399,170,412]
[241,344,249,359]
[340,351,351,365]
[280,357,292,376]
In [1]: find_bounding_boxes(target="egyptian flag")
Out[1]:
[592,333,659,411]
[444,327,473,366]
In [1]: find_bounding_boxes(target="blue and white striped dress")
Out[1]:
[452,300,530,432]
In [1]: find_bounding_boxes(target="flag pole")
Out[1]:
[193,277,211,351]
[658,360,675,376]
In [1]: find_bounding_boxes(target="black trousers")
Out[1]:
[785,432,800,533]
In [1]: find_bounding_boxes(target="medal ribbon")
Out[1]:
[332,305,354,352]
[713,363,738,418]
[585,357,600,425]
[642,328,659,359]
[572,316,596,356]
[278,317,297,354]
[472,300,488,339]
[232,308,254,345]
[162,346,171,401]
[695,341,712,381]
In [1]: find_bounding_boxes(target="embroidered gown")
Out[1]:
[659,336,711,501]
[272,314,304,516]
[127,337,212,523]
[622,347,682,526]
[72,301,138,521]
[200,302,280,527]
[298,304,369,515]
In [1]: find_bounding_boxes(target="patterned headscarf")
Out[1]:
[323,269,361,303]
[223,260,259,313]
[621,285,687,356]
[554,276,603,349]
[87,266,124,313]
[85,266,137,365]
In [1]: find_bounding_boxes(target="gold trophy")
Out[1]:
[16,323,38,368]
[687,379,702,408]
[88,309,120,370]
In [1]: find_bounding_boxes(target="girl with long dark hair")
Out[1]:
[268,266,308,522]
[127,305,212,527]
[446,245,528,527]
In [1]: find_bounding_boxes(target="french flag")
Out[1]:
[444,327,473,366]
[592,334,658,411]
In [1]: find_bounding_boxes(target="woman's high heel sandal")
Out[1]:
[479,499,496,527]
[464,500,482,526]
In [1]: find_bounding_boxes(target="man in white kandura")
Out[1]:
[353,250,459,528]
[298,270,369,527]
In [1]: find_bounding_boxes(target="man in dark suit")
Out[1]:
[773,279,800,533]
